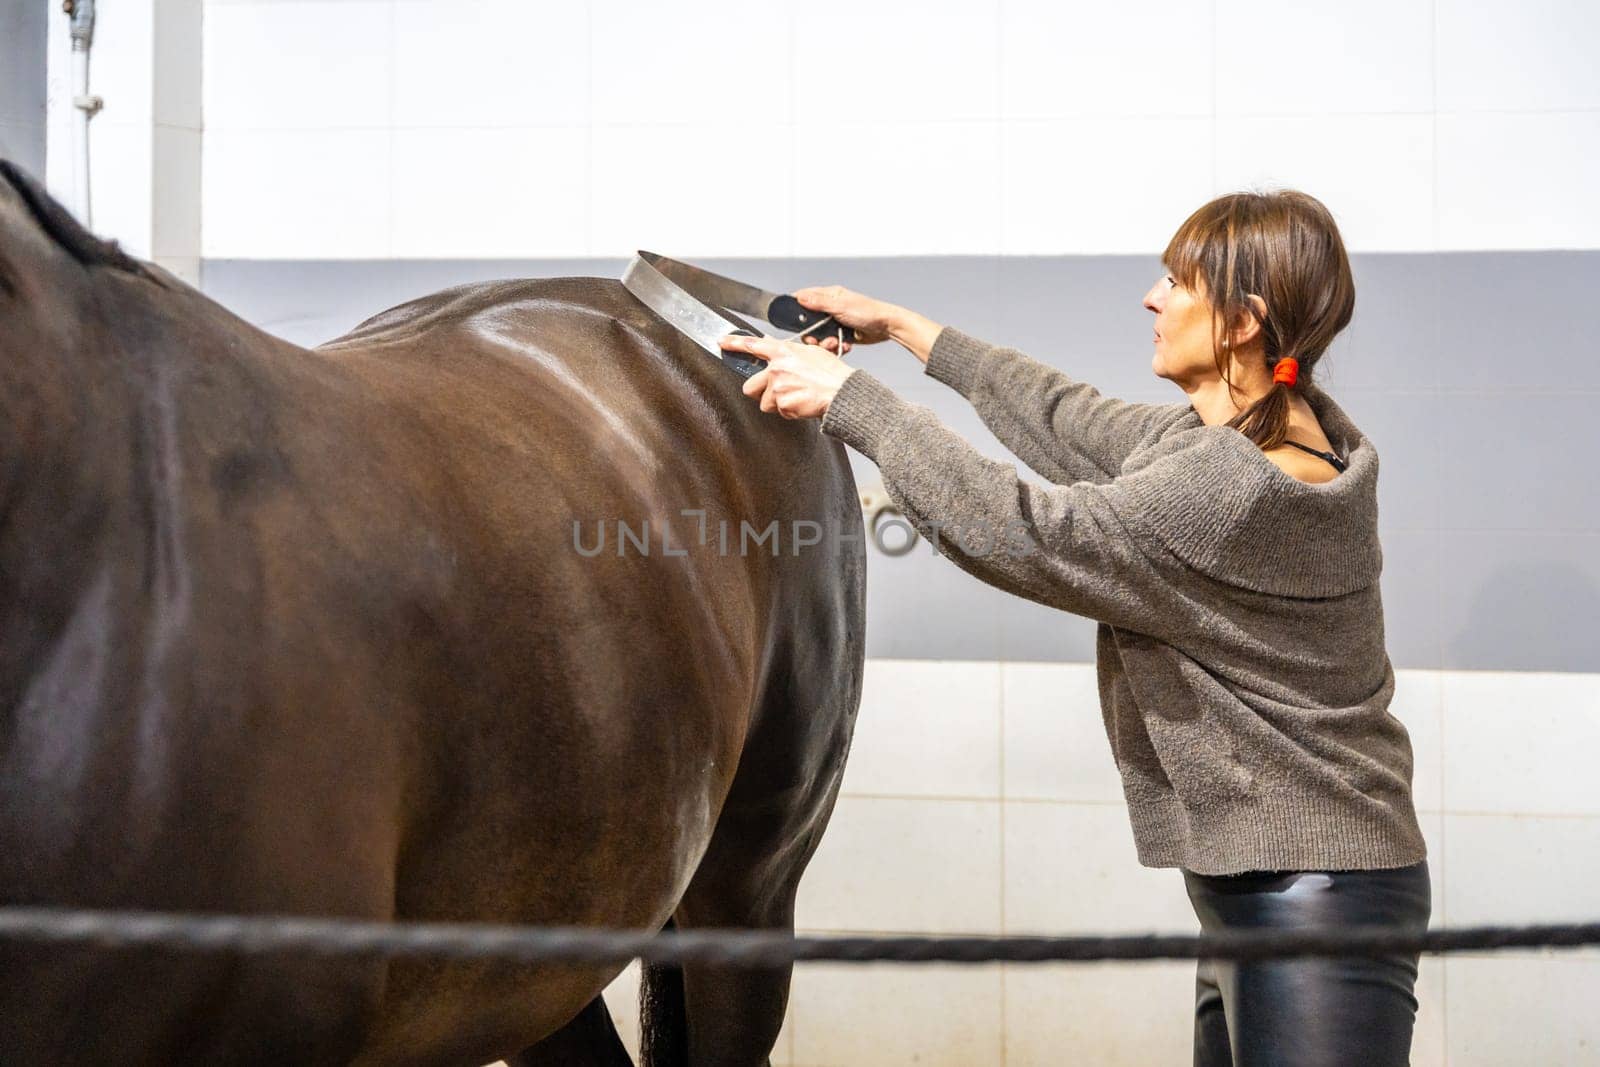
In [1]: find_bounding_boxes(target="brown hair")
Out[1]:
[1161,189,1355,450]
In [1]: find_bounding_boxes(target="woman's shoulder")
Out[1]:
[1105,411,1382,599]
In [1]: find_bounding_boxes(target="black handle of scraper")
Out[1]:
[767,295,857,346]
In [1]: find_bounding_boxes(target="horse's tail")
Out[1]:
[638,917,688,1067]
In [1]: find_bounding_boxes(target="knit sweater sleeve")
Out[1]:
[820,368,1199,643]
[923,325,1187,484]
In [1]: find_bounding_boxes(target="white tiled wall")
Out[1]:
[197,0,1600,259]
[586,660,1600,1067]
[41,0,202,279]
[188,4,1600,1063]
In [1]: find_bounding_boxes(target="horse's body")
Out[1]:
[0,161,865,1065]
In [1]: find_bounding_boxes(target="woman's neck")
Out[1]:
[1184,374,1275,427]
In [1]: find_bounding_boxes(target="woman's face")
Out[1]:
[1143,269,1221,386]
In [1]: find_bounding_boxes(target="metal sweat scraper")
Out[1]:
[621,251,856,380]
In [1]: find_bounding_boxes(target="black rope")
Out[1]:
[2,908,1598,967]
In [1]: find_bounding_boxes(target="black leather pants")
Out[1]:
[1182,860,1431,1067]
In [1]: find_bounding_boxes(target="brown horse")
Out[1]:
[0,159,865,1066]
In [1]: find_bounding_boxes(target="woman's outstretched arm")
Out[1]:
[785,289,1191,486]
[816,366,1201,645]
[911,317,1190,486]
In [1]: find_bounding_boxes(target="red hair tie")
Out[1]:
[1272,358,1299,387]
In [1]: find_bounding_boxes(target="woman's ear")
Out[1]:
[1227,293,1269,349]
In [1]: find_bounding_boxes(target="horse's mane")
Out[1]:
[0,159,166,285]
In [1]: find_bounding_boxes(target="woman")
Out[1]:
[721,189,1431,1067]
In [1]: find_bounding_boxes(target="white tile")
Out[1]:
[393,0,588,128]
[1445,955,1600,1064]
[1213,115,1435,253]
[87,121,154,257]
[204,1,391,130]
[1001,0,1213,120]
[788,962,1002,1067]
[391,128,589,257]
[839,659,1000,799]
[591,0,789,126]
[1215,0,1433,116]
[1392,669,1443,813]
[794,120,1002,257]
[1440,670,1600,814]
[1002,662,1124,803]
[1002,118,1213,255]
[42,9,75,194]
[793,0,999,125]
[154,0,203,130]
[202,130,391,258]
[1412,957,1447,1067]
[590,123,791,257]
[794,797,1001,934]
[153,124,202,259]
[1438,112,1600,251]
[1417,810,1447,925]
[599,959,641,1061]
[1004,802,1197,933]
[1437,0,1600,112]
[1003,961,1196,1066]
[90,0,157,129]
[1443,813,1600,930]
[153,256,201,286]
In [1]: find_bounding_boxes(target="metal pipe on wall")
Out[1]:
[65,0,100,225]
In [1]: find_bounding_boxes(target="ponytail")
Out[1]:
[1220,318,1300,451]
[1226,369,1296,451]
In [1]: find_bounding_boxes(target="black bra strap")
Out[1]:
[1281,439,1348,472]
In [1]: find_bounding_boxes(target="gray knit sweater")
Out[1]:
[818,325,1427,876]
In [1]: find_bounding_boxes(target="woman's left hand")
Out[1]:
[721,334,856,420]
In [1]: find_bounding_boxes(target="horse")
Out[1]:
[0,158,866,1066]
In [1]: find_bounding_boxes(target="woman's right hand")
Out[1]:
[789,286,903,355]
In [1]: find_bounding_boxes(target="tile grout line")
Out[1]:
[785,0,795,264]
[1430,3,1450,1054]
[996,657,1007,1065]
[585,0,595,261]
[384,0,395,259]
[991,0,1008,1003]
